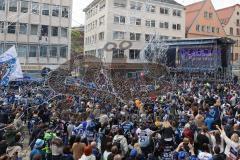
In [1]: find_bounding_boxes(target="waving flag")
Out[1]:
[0,46,23,86]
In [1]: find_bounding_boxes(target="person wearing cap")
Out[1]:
[30,139,46,160]
[79,145,96,160]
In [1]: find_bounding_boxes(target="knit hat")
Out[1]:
[84,145,92,156]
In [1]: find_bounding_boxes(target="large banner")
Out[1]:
[178,47,221,69]
[0,46,23,86]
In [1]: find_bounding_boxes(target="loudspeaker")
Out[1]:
[166,48,176,67]
[221,44,228,68]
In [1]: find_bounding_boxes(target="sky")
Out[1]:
[72,0,240,26]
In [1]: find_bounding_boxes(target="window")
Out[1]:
[17,45,27,57]
[237,12,239,15]
[202,25,205,32]
[41,25,48,36]
[113,0,127,8]
[237,19,240,26]
[40,45,48,57]
[146,20,155,27]
[9,0,17,12]
[8,23,16,34]
[99,16,105,26]
[237,28,240,35]
[29,45,37,57]
[50,46,57,57]
[145,34,151,42]
[146,4,155,13]
[19,23,28,34]
[212,27,215,33]
[159,22,169,29]
[30,24,38,35]
[62,6,69,18]
[230,27,233,35]
[204,11,208,18]
[113,31,124,40]
[99,0,106,11]
[0,0,5,11]
[99,32,104,40]
[196,25,200,31]
[207,26,211,32]
[130,1,142,11]
[172,24,176,30]
[0,21,4,33]
[172,24,181,30]
[114,15,125,24]
[173,9,181,17]
[130,33,141,41]
[177,24,181,30]
[216,28,219,33]
[130,17,141,26]
[42,4,49,16]
[5,44,13,52]
[60,46,67,58]
[32,2,39,14]
[52,5,59,17]
[129,49,140,59]
[0,44,3,54]
[112,48,124,58]
[160,7,169,15]
[51,27,58,36]
[234,53,238,61]
[61,27,67,37]
[209,13,213,19]
[21,1,28,13]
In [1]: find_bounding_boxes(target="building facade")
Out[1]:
[83,0,185,64]
[217,5,240,63]
[185,0,226,38]
[0,0,72,72]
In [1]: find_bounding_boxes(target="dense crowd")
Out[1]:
[0,75,240,160]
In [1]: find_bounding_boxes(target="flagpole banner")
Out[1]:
[0,46,23,86]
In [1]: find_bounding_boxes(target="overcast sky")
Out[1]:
[72,0,240,26]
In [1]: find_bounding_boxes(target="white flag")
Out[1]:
[0,46,23,86]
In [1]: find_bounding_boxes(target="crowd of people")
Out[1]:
[0,71,240,160]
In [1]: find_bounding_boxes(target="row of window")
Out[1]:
[86,0,182,20]
[113,32,177,41]
[230,27,240,35]
[0,22,68,37]
[113,0,182,16]
[0,0,69,18]
[86,0,105,19]
[85,48,140,60]
[0,44,68,58]
[85,32,180,45]
[204,11,213,19]
[113,16,182,30]
[112,49,140,59]
[85,16,105,32]
[196,25,220,33]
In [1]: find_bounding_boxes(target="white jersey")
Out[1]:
[136,128,153,148]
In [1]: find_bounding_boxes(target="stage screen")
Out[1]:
[178,47,222,69]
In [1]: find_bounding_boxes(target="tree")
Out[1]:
[71,29,84,55]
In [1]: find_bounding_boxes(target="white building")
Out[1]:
[0,0,72,73]
[84,0,185,64]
